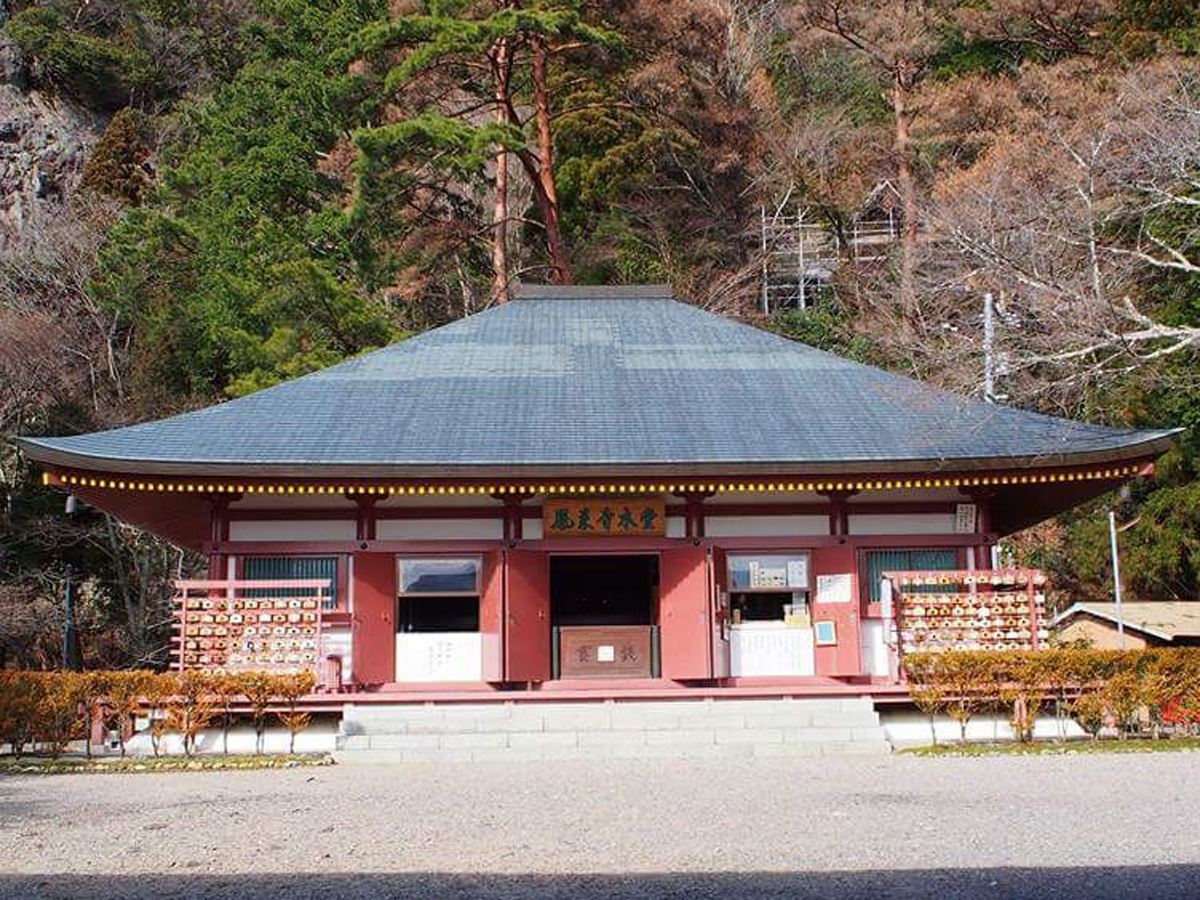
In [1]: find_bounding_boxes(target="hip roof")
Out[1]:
[19,287,1177,477]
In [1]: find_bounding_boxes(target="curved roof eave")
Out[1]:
[17,430,1180,480]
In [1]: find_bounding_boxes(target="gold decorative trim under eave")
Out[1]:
[43,464,1149,497]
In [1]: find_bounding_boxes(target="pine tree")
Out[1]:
[354,0,622,295]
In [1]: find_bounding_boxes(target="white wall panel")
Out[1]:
[376,518,503,540]
[847,513,957,535]
[395,633,482,682]
[730,625,815,676]
[228,520,356,541]
[881,709,1085,748]
[704,515,829,538]
[859,620,890,677]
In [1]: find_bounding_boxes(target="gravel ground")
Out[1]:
[3,753,1199,899]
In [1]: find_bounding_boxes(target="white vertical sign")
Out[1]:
[955,503,978,534]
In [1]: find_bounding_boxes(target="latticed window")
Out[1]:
[243,556,339,609]
[864,549,959,603]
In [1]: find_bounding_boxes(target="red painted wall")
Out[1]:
[352,552,396,685]
[505,549,550,681]
[708,547,730,678]
[811,546,862,676]
[479,549,504,681]
[659,546,711,679]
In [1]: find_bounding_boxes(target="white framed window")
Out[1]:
[397,557,482,633]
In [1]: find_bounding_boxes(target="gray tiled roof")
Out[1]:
[20,286,1176,476]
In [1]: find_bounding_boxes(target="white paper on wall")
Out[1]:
[816,573,852,604]
[955,503,978,534]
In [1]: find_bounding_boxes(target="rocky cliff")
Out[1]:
[0,23,103,250]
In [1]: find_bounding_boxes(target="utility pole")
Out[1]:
[983,291,1005,570]
[760,205,770,315]
[797,212,807,309]
[983,291,996,404]
[63,494,82,670]
[1108,509,1126,650]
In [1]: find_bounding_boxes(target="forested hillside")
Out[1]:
[2,0,1198,667]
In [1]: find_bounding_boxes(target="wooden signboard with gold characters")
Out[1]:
[543,498,666,537]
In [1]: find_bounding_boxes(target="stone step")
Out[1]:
[342,699,881,734]
[333,739,888,764]
[341,713,882,735]
[337,724,887,751]
[345,697,869,720]
[335,697,890,760]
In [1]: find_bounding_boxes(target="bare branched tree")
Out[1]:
[793,0,947,321]
[0,197,126,467]
[858,59,1200,409]
[0,196,200,667]
[955,0,1116,57]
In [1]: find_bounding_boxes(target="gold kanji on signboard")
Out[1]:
[542,498,665,536]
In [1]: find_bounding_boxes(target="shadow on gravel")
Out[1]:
[6,867,1200,900]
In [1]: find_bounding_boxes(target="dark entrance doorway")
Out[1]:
[550,555,659,678]
[550,555,657,626]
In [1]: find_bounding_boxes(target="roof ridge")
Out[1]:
[512,283,673,300]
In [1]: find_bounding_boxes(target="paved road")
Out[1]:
[2,753,1199,899]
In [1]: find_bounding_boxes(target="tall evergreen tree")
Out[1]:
[354,0,621,294]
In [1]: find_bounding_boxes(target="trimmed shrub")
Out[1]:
[0,668,319,757]
[905,647,1200,743]
[35,672,87,758]
[0,672,44,758]
[239,672,278,755]
[273,672,317,754]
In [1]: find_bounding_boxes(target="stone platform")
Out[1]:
[334,696,890,762]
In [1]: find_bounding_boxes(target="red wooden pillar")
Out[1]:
[479,549,505,681]
[1026,576,1039,650]
[352,552,396,686]
[811,546,863,676]
[505,549,550,681]
[968,491,994,571]
[821,489,856,537]
[659,546,711,680]
[495,492,532,542]
[207,495,231,580]
[674,491,712,539]
[353,496,378,541]
[707,547,730,678]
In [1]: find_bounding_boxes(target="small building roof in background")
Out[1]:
[1052,602,1200,641]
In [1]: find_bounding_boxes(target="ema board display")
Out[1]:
[890,570,1049,653]
[175,595,322,673]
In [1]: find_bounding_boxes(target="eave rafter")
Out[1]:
[42,461,1155,499]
